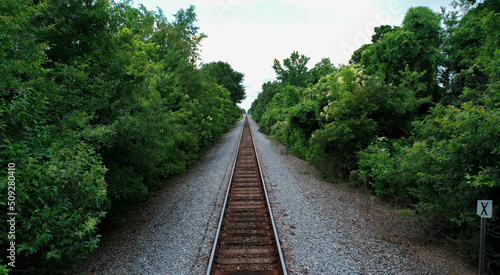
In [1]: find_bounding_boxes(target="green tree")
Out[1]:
[371,25,394,42]
[402,7,443,46]
[351,7,443,102]
[202,61,246,104]
[307,66,429,178]
[307,58,337,85]
[259,85,300,134]
[249,81,282,122]
[34,0,112,63]
[349,2,500,269]
[1,1,241,272]
[272,51,310,87]
[441,0,500,104]
[1,0,109,271]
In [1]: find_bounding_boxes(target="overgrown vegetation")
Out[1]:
[0,0,242,272]
[250,0,499,270]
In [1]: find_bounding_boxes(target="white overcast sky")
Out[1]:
[133,0,453,111]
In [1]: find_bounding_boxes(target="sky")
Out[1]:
[133,0,454,111]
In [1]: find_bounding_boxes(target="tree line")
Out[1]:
[0,0,244,272]
[250,0,499,270]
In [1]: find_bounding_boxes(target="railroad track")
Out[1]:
[207,116,287,275]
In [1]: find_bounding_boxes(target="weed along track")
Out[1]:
[207,116,287,275]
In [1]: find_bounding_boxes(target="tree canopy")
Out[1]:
[202,61,246,104]
[250,1,500,270]
[272,51,310,88]
[0,0,242,272]
[350,6,443,101]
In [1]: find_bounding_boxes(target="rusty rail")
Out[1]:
[207,116,287,275]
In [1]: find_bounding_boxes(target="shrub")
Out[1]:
[307,66,429,177]
[1,115,109,272]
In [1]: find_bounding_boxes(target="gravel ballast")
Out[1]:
[74,116,475,274]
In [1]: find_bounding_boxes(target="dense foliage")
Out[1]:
[202,61,246,104]
[250,0,499,270]
[0,0,241,272]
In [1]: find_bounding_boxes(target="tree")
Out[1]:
[35,0,112,63]
[272,51,310,87]
[349,2,500,269]
[249,81,282,122]
[1,1,241,272]
[452,0,481,10]
[350,7,444,102]
[371,25,394,43]
[307,58,336,85]
[308,66,429,175]
[440,0,500,104]
[1,0,109,271]
[402,7,443,46]
[201,61,246,104]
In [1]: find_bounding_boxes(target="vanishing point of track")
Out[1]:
[207,116,287,275]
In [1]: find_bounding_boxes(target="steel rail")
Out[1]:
[206,117,245,275]
[206,115,287,274]
[249,117,288,275]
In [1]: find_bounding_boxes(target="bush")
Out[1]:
[350,138,409,201]
[350,97,500,266]
[1,103,109,272]
[307,66,428,177]
[1,1,109,271]
[410,101,500,224]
